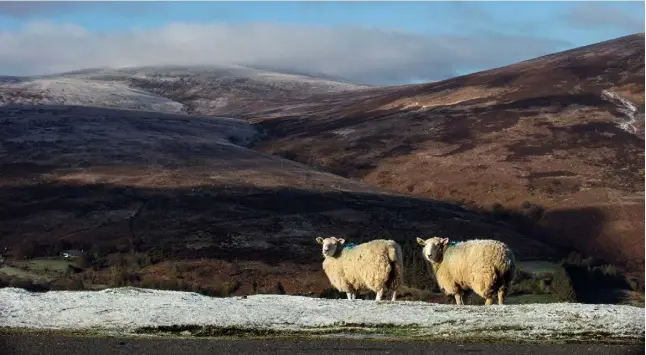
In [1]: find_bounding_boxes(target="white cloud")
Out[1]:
[0,2,151,18]
[565,3,644,32]
[0,21,570,84]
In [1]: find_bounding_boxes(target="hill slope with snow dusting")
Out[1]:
[0,65,369,116]
[0,77,185,114]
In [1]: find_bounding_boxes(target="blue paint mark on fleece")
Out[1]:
[343,243,357,250]
[448,241,461,247]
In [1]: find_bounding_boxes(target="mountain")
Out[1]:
[253,33,646,278]
[0,65,368,117]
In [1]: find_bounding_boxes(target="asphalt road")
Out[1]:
[1,334,644,355]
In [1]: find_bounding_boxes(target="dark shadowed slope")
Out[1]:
[252,33,645,276]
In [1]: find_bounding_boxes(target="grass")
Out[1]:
[1,258,74,282]
[133,323,429,339]
[0,266,40,279]
[609,289,645,308]
[124,324,646,344]
[517,261,561,275]
[2,323,643,345]
[504,294,560,304]
[131,323,504,341]
[15,259,75,273]
[134,325,292,338]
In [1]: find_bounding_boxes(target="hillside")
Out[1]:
[0,104,557,296]
[252,33,646,277]
[0,65,368,116]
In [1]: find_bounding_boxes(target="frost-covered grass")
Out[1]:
[3,78,185,113]
[0,66,367,115]
[0,287,643,343]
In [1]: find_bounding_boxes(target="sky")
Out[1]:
[0,1,643,85]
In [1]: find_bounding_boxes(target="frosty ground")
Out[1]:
[0,287,643,344]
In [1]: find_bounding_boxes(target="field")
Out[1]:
[0,259,73,280]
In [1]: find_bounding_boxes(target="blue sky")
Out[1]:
[0,1,643,84]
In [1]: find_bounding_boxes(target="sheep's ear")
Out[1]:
[416,237,426,246]
[440,238,450,245]
[337,238,346,245]
[316,237,324,244]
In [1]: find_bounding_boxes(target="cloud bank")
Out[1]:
[0,2,150,18]
[1,22,571,85]
[565,3,644,32]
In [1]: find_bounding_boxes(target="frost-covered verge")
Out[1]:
[0,287,643,343]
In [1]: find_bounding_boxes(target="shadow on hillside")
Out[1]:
[1,180,640,301]
[0,181,559,264]
[539,207,609,250]
[540,206,644,270]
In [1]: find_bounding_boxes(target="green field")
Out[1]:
[1,258,74,282]
[517,260,562,275]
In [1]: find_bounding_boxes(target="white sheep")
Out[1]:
[416,237,516,305]
[316,237,403,301]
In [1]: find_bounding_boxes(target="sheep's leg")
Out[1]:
[375,289,384,301]
[485,298,494,305]
[351,293,357,300]
[391,290,397,301]
[497,287,507,305]
[454,293,464,305]
[346,292,353,300]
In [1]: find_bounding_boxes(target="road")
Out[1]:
[1,333,643,355]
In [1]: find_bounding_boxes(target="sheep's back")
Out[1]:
[338,240,395,291]
[442,240,515,282]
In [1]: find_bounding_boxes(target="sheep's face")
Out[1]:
[316,237,346,257]
[416,237,449,263]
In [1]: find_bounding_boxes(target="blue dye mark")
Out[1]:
[448,241,461,247]
[343,243,357,250]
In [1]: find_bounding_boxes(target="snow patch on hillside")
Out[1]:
[601,90,641,133]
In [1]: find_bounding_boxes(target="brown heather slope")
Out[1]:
[253,33,646,277]
[0,105,556,294]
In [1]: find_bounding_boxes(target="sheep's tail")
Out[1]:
[386,241,404,291]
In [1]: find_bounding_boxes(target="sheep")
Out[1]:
[316,237,403,301]
[416,237,516,305]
